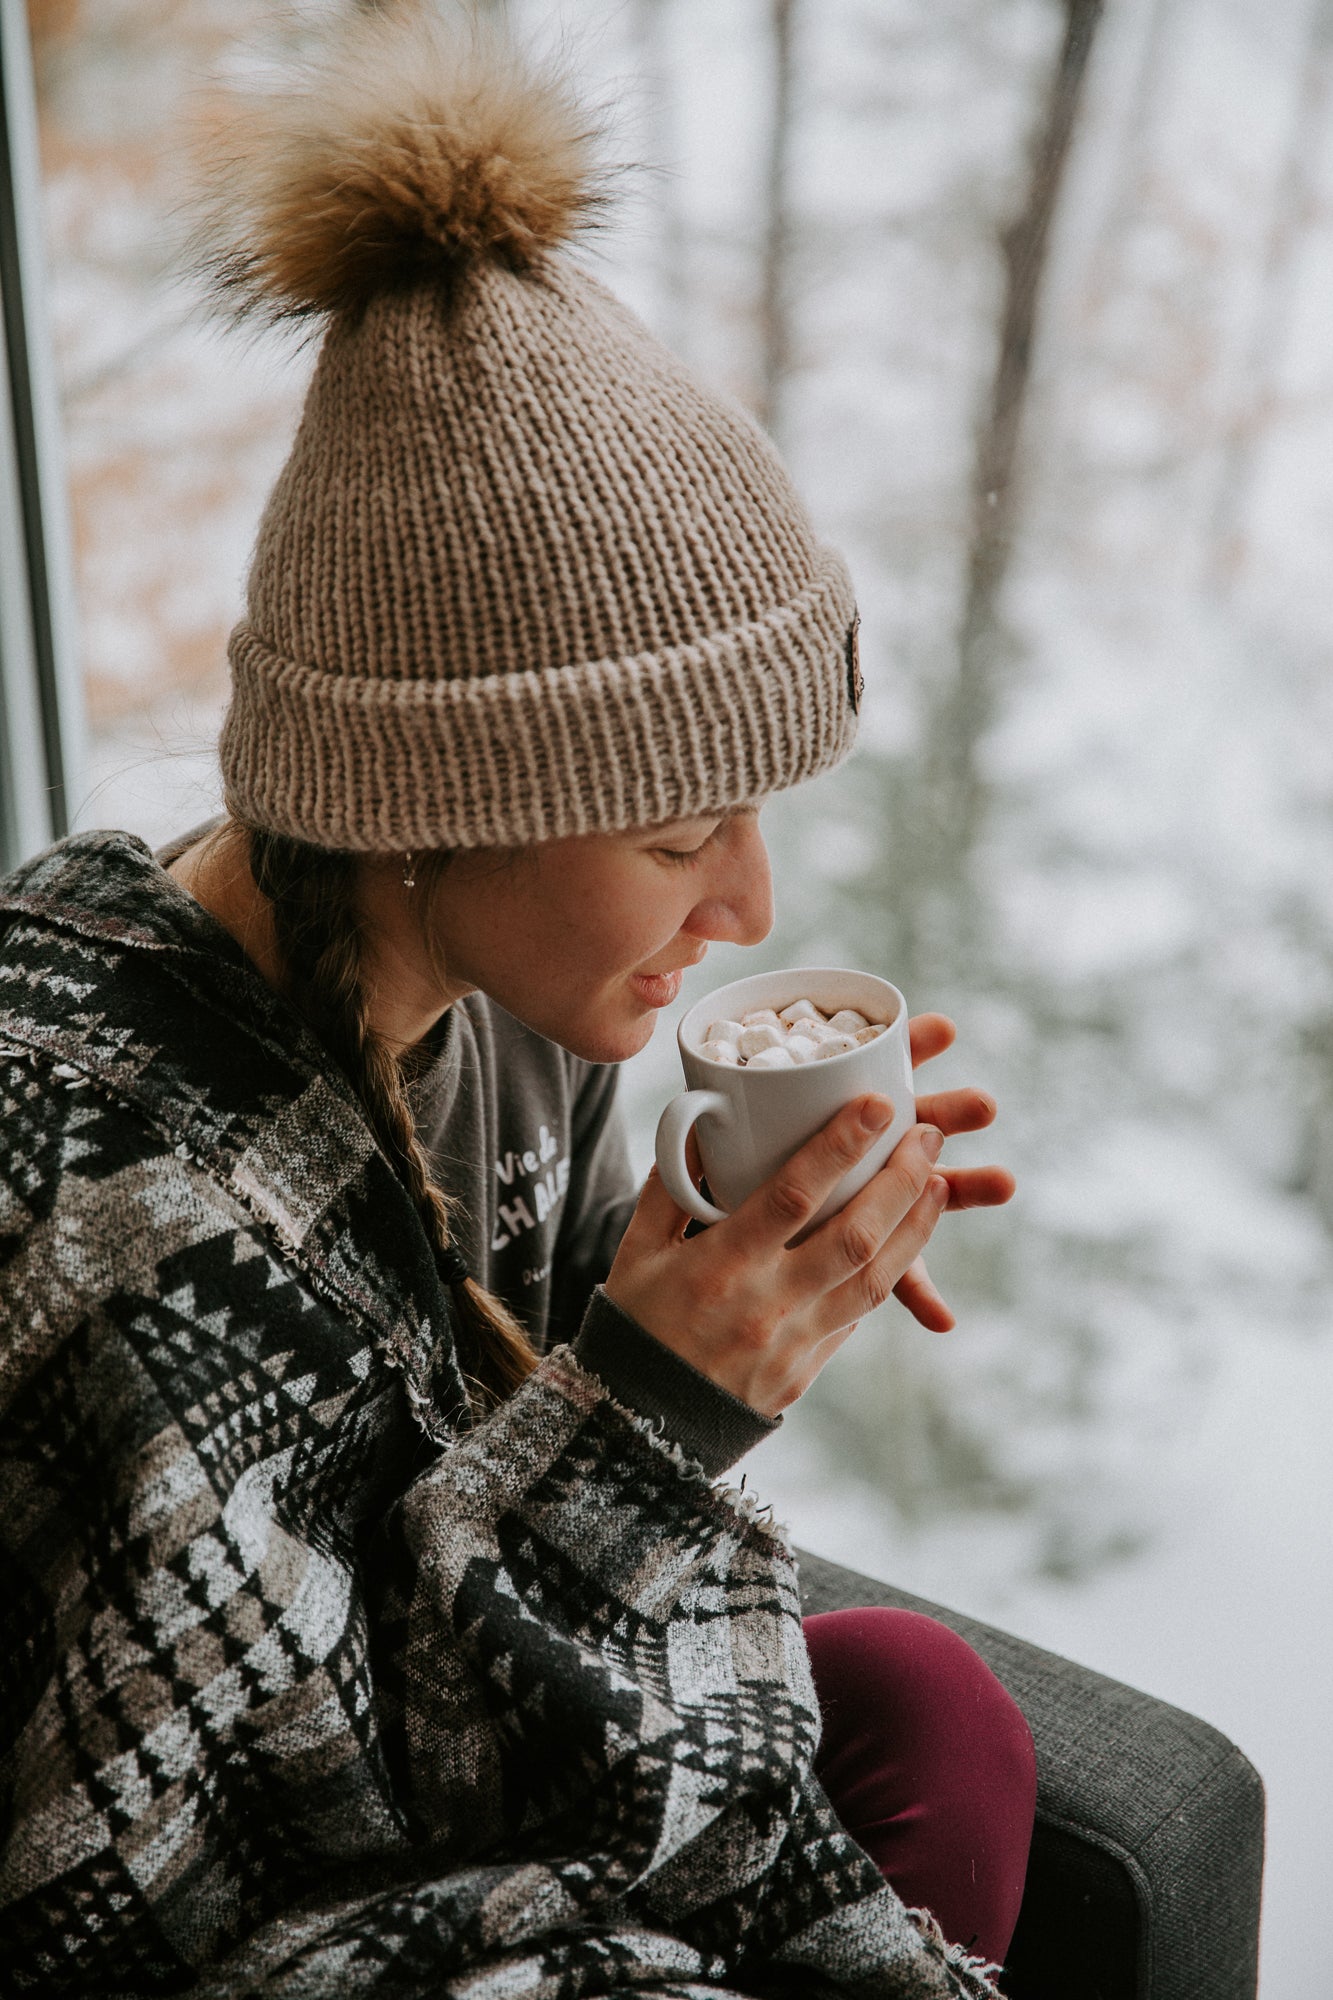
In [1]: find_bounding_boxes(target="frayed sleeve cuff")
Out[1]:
[572,1287,779,1479]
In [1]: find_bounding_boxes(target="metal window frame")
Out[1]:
[0,0,85,876]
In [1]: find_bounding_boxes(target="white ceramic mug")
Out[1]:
[654,967,916,1230]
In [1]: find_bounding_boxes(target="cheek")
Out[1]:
[560,877,680,955]
[611,882,695,965]
[510,854,694,993]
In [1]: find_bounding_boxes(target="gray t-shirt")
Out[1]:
[406,994,639,1351]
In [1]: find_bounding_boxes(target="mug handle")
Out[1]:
[654,1090,732,1225]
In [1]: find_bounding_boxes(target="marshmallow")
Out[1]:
[778,999,821,1027]
[691,994,889,1068]
[738,1023,785,1059]
[802,1018,841,1044]
[813,1032,858,1059]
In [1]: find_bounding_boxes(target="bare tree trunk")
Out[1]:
[756,0,796,436]
[1208,0,1333,595]
[925,0,1104,884]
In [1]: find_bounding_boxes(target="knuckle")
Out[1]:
[860,1262,895,1313]
[840,1217,879,1271]
[829,1114,873,1170]
[894,1142,932,1201]
[766,1177,810,1231]
[913,1188,945,1241]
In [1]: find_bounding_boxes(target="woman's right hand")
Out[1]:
[602,1095,949,1417]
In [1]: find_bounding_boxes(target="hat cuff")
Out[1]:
[220,548,859,851]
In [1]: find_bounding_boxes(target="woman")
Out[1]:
[0,12,1030,1996]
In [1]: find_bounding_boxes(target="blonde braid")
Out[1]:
[244,824,538,1412]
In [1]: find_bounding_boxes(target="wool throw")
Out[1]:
[0,832,1000,1997]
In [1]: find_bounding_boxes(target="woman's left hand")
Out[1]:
[894,1012,1015,1333]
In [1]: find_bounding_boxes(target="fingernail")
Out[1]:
[930,1175,950,1208]
[921,1125,944,1161]
[860,1097,894,1133]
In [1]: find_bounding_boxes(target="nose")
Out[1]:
[685,815,774,947]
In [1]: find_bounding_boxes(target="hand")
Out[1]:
[604,1011,1014,1416]
[897,1012,1015,1332]
[605,1097,954,1417]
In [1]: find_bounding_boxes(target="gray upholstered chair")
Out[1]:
[798,1552,1265,1999]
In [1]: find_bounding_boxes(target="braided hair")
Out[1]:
[241,823,538,1413]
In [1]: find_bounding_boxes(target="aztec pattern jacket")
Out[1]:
[0,831,999,1999]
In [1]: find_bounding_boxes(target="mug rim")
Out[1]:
[678,966,905,1074]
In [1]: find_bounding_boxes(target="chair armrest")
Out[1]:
[796,1550,1264,2000]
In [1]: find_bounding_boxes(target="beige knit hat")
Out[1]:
[195,6,860,852]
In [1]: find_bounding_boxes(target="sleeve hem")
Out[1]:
[572,1287,779,1479]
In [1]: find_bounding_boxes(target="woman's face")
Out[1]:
[360,810,775,1064]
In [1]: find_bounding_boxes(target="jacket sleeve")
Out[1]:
[367,1343,1002,1999]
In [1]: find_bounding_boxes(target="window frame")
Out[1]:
[0,3,85,876]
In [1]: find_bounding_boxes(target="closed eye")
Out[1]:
[653,819,725,865]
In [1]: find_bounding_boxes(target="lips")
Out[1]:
[630,968,684,1008]
[630,945,707,1009]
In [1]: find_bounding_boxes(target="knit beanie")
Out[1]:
[195,6,861,852]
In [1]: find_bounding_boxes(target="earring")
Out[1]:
[402,852,417,891]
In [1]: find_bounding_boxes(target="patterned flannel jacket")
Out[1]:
[0,831,999,1998]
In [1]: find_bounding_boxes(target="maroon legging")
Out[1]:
[804,1608,1037,1968]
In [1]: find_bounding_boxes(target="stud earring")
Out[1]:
[402,852,417,891]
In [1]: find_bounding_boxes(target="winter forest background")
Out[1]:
[23,0,1333,1987]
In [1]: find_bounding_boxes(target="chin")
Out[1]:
[553,1008,660,1067]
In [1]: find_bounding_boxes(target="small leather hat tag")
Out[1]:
[845,613,863,713]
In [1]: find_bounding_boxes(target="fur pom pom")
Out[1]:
[187,3,609,324]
